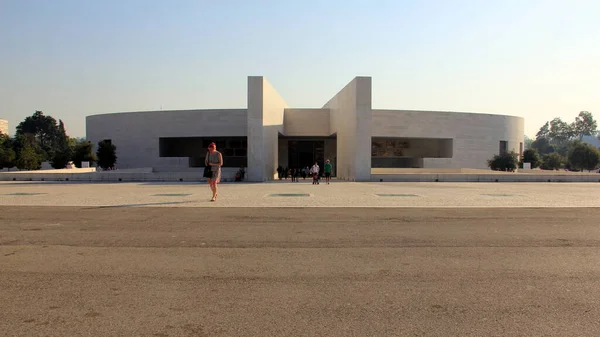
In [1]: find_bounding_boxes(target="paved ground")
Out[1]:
[1,206,600,337]
[1,180,600,207]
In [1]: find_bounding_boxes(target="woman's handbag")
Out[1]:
[203,152,213,179]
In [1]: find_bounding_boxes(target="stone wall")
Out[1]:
[283,108,330,136]
[86,109,247,169]
[372,110,524,169]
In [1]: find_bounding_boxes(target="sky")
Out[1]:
[1,0,598,138]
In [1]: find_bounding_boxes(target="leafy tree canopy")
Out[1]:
[96,140,117,170]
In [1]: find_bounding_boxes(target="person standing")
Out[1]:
[205,142,223,202]
[310,162,320,185]
[324,159,332,184]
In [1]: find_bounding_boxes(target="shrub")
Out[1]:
[488,151,518,172]
[540,153,564,170]
[568,142,600,171]
[521,148,541,169]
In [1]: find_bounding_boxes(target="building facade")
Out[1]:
[86,76,524,181]
[0,119,8,136]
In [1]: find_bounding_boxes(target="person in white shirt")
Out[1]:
[310,162,320,185]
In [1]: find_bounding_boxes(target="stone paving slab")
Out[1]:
[1,180,599,208]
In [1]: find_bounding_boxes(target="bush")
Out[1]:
[72,140,97,168]
[488,151,518,172]
[521,148,541,169]
[568,142,600,171]
[540,153,564,170]
[96,140,117,170]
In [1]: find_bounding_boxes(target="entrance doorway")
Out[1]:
[288,140,324,169]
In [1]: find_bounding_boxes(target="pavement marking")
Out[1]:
[152,193,192,197]
[481,193,519,197]
[266,193,312,197]
[376,193,420,197]
[2,192,47,196]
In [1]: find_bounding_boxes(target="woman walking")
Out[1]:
[205,142,223,201]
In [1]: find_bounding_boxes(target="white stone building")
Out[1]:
[0,119,8,136]
[86,76,524,181]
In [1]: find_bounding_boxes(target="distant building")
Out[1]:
[0,119,8,136]
[86,76,525,181]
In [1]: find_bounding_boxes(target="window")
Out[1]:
[519,142,523,158]
[159,137,247,167]
[499,141,508,155]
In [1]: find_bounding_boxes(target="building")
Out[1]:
[86,76,524,181]
[0,119,8,136]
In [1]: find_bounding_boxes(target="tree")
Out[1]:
[548,117,574,146]
[71,140,96,168]
[573,111,597,141]
[15,111,59,161]
[16,136,42,171]
[540,153,564,171]
[524,135,534,149]
[50,120,72,169]
[536,122,550,140]
[530,137,554,155]
[96,140,117,170]
[521,148,541,168]
[567,142,600,172]
[488,151,518,172]
[0,133,16,170]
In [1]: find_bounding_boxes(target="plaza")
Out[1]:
[1,180,600,208]
[1,190,599,336]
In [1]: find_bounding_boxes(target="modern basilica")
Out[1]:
[86,76,524,182]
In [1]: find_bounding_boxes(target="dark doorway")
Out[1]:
[288,140,324,169]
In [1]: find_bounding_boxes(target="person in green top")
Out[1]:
[324,159,332,184]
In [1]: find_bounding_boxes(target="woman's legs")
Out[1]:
[209,180,217,200]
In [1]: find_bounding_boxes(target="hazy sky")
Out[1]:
[1,0,598,138]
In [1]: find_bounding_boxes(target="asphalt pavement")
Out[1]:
[1,206,599,337]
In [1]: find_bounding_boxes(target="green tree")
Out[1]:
[488,151,519,172]
[96,140,117,170]
[536,122,550,140]
[540,153,564,171]
[15,111,59,161]
[0,133,16,170]
[567,142,600,172]
[521,148,541,168]
[530,137,554,155]
[72,140,96,168]
[16,136,42,170]
[548,117,574,148]
[573,111,597,141]
[50,120,72,169]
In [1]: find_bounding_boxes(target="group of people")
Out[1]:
[204,142,334,202]
[276,160,332,185]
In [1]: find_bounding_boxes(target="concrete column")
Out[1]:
[322,77,372,181]
[246,76,288,182]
